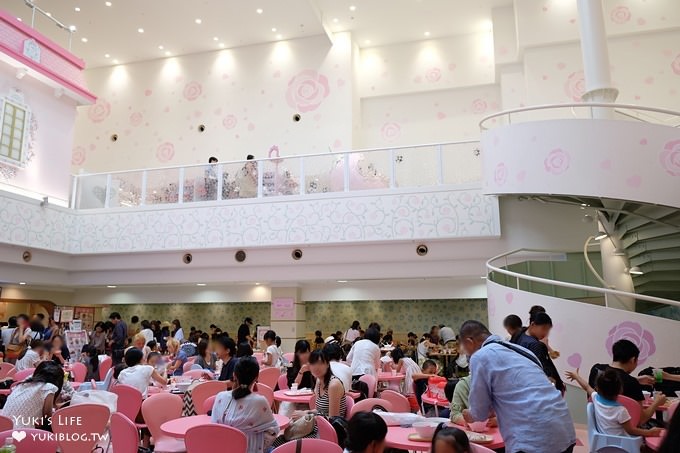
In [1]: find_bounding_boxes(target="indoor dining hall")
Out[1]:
[0,0,679,452]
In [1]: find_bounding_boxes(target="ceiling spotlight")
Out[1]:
[19,282,26,285]
[271,27,277,32]
[165,51,171,56]
[17,18,22,22]
[337,280,348,283]
[349,5,357,11]
[74,7,81,12]
[595,231,608,240]
[105,1,112,6]
[158,45,164,50]
[213,36,219,41]
[627,266,643,275]
[255,282,261,286]
[364,39,371,45]
[332,18,339,23]
[112,59,119,64]
[107,285,117,288]
[218,43,225,48]
[196,283,206,286]
[276,34,282,40]
[137,28,144,33]
[104,53,110,58]
[195,18,202,24]
[256,8,263,14]
[81,37,88,43]
[424,31,431,37]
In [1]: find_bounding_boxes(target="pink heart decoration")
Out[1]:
[567,353,582,369]
[437,112,447,120]
[600,159,612,170]
[626,175,642,188]
[639,138,648,145]
[505,293,514,304]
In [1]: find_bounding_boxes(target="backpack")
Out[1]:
[328,416,349,448]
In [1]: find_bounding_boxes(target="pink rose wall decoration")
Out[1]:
[285,69,331,113]
[564,71,586,102]
[660,139,680,176]
[156,142,175,163]
[129,112,143,127]
[183,81,203,101]
[671,54,680,76]
[380,122,401,142]
[471,99,488,114]
[544,148,570,175]
[87,99,111,123]
[605,321,656,365]
[494,163,508,186]
[222,114,238,130]
[610,6,631,24]
[71,146,86,166]
[425,67,442,83]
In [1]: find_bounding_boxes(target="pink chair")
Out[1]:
[470,444,496,453]
[272,438,342,453]
[70,362,87,383]
[141,393,186,453]
[380,389,411,413]
[344,394,354,418]
[0,415,12,433]
[183,361,195,373]
[53,403,110,453]
[253,352,264,363]
[13,368,35,382]
[617,395,642,427]
[99,356,113,381]
[0,363,15,380]
[258,367,281,390]
[359,374,377,399]
[111,412,141,453]
[283,353,295,364]
[186,356,197,364]
[183,369,212,380]
[255,383,275,407]
[202,395,217,414]
[111,384,143,422]
[348,398,393,419]
[0,428,59,453]
[185,424,247,453]
[192,381,228,415]
[316,415,338,443]
[277,373,289,390]
[382,362,393,372]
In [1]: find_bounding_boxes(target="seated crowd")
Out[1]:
[0,310,677,453]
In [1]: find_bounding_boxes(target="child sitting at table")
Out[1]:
[79,344,100,381]
[389,347,423,409]
[430,425,471,453]
[262,330,281,367]
[117,348,167,398]
[566,368,663,438]
[413,359,439,411]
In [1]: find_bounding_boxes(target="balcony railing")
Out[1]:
[72,141,481,210]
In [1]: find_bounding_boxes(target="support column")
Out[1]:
[576,0,619,107]
[269,287,306,353]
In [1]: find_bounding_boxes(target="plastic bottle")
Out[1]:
[0,437,16,453]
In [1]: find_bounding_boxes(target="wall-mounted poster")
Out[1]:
[272,298,295,320]
[74,307,95,331]
[256,325,271,350]
[65,330,88,358]
[53,307,61,322]
[60,307,74,323]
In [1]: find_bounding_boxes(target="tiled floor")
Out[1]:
[574,424,589,453]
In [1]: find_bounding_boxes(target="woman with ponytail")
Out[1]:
[210,357,279,453]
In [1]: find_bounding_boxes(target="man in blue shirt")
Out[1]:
[460,320,575,453]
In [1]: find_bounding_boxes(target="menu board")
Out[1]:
[65,330,88,357]
[74,307,95,331]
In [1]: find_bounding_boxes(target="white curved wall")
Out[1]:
[482,119,680,209]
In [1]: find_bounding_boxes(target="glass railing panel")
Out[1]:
[183,165,218,203]
[262,157,301,198]
[74,174,111,209]
[393,145,438,188]
[145,168,180,205]
[302,154,345,194]
[110,171,144,208]
[347,150,391,191]
[441,142,482,185]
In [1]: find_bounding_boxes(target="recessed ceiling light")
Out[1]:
[337,280,348,283]
[80,37,88,43]
[105,1,112,6]
[19,282,26,285]
[107,285,117,288]
[271,27,277,32]
[255,282,260,286]
[332,18,339,23]
[195,18,202,24]
[256,8,263,14]
[112,59,119,64]
[349,5,357,11]
[137,28,144,33]
[218,43,225,48]
[213,36,219,41]
[364,39,371,45]
[196,283,207,286]
[74,7,81,12]
[276,34,282,40]
[165,51,171,56]
[424,31,431,37]
[104,53,110,58]
[158,45,164,50]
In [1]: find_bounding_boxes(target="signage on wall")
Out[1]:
[272,297,295,320]
[70,319,82,332]
[60,308,74,323]
[256,325,271,349]
[22,39,41,63]
[53,307,60,322]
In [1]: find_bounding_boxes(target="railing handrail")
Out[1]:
[73,140,479,178]
[486,248,680,309]
[22,0,75,50]
[479,102,680,130]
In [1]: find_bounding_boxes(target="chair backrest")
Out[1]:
[315,415,338,444]
[283,353,295,364]
[382,362,392,372]
[0,363,16,380]
[141,393,184,441]
[380,389,411,413]
[349,398,393,419]
[184,369,211,380]
[70,362,87,383]
[253,352,264,364]
[0,415,13,433]
[186,356,197,364]
[186,424,247,453]
[99,356,113,381]
[183,361,195,372]
[191,364,203,370]
[617,395,641,427]
[13,368,35,382]
[258,367,281,390]
[53,403,110,453]
[111,412,140,453]
[470,444,496,453]
[272,438,343,453]
[358,374,377,398]
[277,373,289,390]
[102,367,115,390]
[203,395,217,414]
[587,402,643,453]
[111,384,143,421]
[255,383,275,407]
[0,428,59,453]
[192,381,228,415]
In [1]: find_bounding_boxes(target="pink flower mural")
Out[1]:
[564,71,586,102]
[222,114,238,130]
[183,81,203,101]
[156,142,175,163]
[471,99,488,114]
[660,139,680,176]
[671,54,680,76]
[71,146,86,166]
[544,148,571,175]
[285,69,330,113]
[380,122,401,142]
[129,112,143,127]
[425,67,442,83]
[87,99,111,123]
[610,6,631,24]
[494,163,508,186]
[605,321,656,365]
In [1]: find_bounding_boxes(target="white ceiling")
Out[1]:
[3,0,511,68]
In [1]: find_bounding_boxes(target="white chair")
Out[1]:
[587,402,642,453]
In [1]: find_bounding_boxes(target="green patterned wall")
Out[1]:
[101,299,487,337]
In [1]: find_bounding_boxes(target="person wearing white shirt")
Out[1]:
[16,339,45,371]
[324,343,352,392]
[1,317,17,349]
[346,328,381,379]
[262,330,280,367]
[139,320,154,346]
[171,319,184,342]
[343,321,361,345]
[117,348,166,398]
